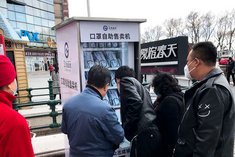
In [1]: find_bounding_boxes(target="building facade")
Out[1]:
[0,0,68,72]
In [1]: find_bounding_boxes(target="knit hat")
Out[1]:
[0,55,16,87]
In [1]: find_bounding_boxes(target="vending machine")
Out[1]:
[54,17,146,157]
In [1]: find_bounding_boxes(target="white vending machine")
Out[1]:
[54,17,146,157]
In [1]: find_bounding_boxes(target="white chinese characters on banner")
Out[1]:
[141,43,178,60]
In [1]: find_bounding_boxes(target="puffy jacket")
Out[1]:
[0,90,34,157]
[119,77,156,141]
[61,85,124,157]
[154,92,184,157]
[174,68,235,157]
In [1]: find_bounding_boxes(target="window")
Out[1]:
[41,10,48,18]
[0,8,7,18]
[35,25,42,33]
[9,20,17,28]
[24,0,33,6]
[41,19,49,27]
[47,4,54,12]
[16,12,26,22]
[7,4,14,11]
[34,9,41,17]
[8,11,16,20]
[25,6,33,15]
[34,17,42,26]
[26,15,34,24]
[48,12,55,20]
[27,24,35,32]
[32,0,39,8]
[16,22,27,30]
[40,2,47,11]
[15,5,25,13]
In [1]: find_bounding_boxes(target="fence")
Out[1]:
[13,79,61,131]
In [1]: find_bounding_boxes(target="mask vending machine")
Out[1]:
[54,17,146,157]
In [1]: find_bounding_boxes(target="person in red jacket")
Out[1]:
[0,55,34,157]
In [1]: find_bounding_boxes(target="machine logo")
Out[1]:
[103,25,108,31]
[64,42,69,58]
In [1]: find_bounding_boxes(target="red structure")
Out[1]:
[0,34,6,56]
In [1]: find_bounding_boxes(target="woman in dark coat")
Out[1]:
[152,72,185,157]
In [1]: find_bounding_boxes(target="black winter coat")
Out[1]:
[174,68,235,157]
[154,92,184,157]
[119,77,156,141]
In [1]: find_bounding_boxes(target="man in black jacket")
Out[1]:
[174,42,235,157]
[226,57,235,85]
[115,66,161,157]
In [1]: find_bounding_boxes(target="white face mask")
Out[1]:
[184,60,196,80]
[184,65,193,80]
[9,79,18,96]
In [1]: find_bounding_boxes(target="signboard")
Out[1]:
[56,21,82,157]
[80,21,139,42]
[20,30,39,42]
[141,36,188,75]
[25,51,55,57]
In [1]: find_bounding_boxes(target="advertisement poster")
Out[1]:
[56,22,81,156]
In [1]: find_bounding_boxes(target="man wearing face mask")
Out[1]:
[174,42,235,157]
[0,55,34,157]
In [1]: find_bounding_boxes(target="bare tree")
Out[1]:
[215,13,229,50]
[141,25,164,43]
[226,9,235,50]
[164,18,184,38]
[200,12,216,41]
[185,11,202,44]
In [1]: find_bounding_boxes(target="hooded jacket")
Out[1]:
[0,90,34,157]
[174,68,235,157]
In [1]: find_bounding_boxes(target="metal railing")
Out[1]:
[13,79,61,131]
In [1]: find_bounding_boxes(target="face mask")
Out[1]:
[184,60,196,80]
[184,65,192,80]
[9,80,18,96]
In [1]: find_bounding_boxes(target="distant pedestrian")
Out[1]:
[62,65,124,157]
[49,63,54,76]
[174,42,235,157]
[0,55,34,157]
[51,65,60,99]
[152,72,184,157]
[226,57,235,85]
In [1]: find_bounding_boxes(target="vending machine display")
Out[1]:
[82,42,128,108]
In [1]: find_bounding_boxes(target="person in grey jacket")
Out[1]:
[115,66,161,157]
[61,65,124,157]
[174,42,235,157]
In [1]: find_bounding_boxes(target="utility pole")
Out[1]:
[87,0,90,17]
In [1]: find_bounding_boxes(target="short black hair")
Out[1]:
[191,41,217,66]
[115,66,135,80]
[152,72,181,96]
[87,65,111,88]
